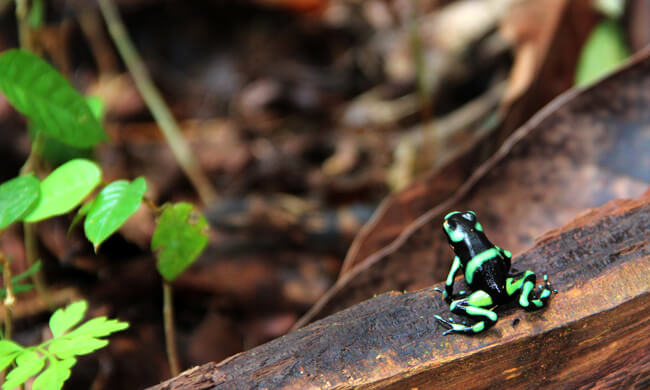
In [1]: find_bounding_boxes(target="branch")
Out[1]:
[97,0,217,205]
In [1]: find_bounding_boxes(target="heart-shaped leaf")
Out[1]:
[23,159,101,222]
[0,49,107,148]
[0,174,40,229]
[152,202,209,282]
[84,177,147,249]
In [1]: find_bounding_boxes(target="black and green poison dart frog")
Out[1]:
[433,211,554,335]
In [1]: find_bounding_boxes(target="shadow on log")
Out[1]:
[149,193,650,389]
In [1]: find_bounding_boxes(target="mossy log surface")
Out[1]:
[149,194,650,390]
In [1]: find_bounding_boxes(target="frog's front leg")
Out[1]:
[506,271,553,309]
[434,290,498,335]
[434,256,461,302]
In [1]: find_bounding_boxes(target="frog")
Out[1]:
[433,210,554,335]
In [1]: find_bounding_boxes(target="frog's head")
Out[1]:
[443,211,485,251]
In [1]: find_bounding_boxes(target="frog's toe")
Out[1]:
[434,315,456,331]
[543,275,558,293]
[433,288,452,302]
[443,323,477,335]
[434,314,450,325]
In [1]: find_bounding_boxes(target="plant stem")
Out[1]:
[75,2,118,76]
[162,281,180,376]
[97,0,217,205]
[22,223,52,308]
[142,196,160,215]
[16,0,52,310]
[19,134,52,310]
[15,0,32,52]
[0,252,14,341]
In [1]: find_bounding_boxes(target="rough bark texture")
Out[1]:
[311,46,650,328]
[148,194,650,389]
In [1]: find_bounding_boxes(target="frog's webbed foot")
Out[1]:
[434,290,498,335]
[529,274,557,306]
[433,315,467,335]
[541,274,558,293]
[507,271,555,310]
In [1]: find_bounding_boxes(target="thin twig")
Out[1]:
[408,0,433,121]
[162,281,180,376]
[0,251,15,341]
[97,0,217,205]
[142,196,160,215]
[75,2,118,76]
[0,287,81,322]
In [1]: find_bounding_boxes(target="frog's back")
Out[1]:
[468,257,510,302]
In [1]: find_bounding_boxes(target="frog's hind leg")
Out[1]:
[434,290,497,335]
[506,270,553,309]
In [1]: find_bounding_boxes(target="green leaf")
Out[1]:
[0,175,40,229]
[0,261,40,298]
[68,200,95,235]
[23,159,101,222]
[35,134,94,166]
[3,351,46,390]
[49,301,88,338]
[0,283,35,299]
[64,316,129,339]
[85,96,105,122]
[10,260,42,284]
[48,336,107,359]
[0,49,107,148]
[28,96,103,166]
[575,19,630,86]
[0,340,23,356]
[152,202,209,281]
[32,358,75,390]
[84,177,147,249]
[0,353,19,372]
[0,340,23,371]
[28,0,45,28]
[15,350,39,366]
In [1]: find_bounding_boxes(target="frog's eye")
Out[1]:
[445,220,457,230]
[462,212,475,221]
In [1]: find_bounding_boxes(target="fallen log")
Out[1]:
[149,194,650,389]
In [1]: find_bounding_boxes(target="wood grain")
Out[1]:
[296,46,650,329]
[148,194,650,389]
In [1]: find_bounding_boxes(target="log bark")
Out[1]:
[148,194,650,389]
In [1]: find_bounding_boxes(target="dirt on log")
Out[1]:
[148,193,650,389]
